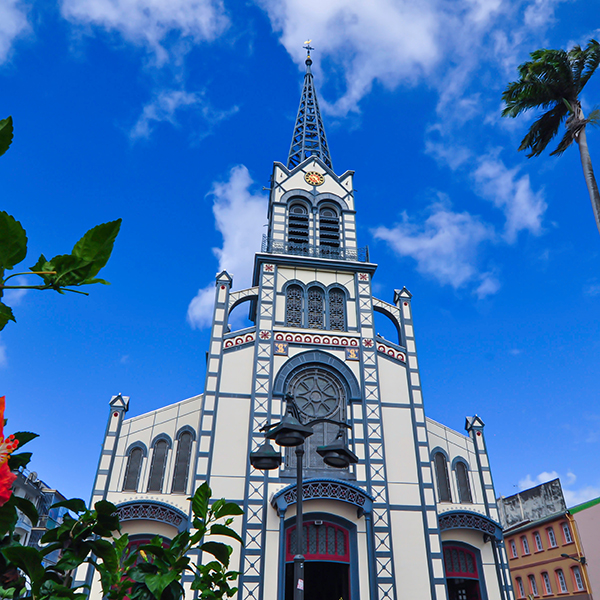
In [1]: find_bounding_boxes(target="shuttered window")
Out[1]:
[434,452,452,502]
[147,440,168,492]
[123,447,143,492]
[171,432,193,493]
[456,462,472,503]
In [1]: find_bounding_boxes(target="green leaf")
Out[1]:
[52,498,87,513]
[200,542,232,568]
[144,572,180,600]
[89,539,118,573]
[2,546,45,582]
[210,524,243,544]
[0,117,13,157]
[212,502,243,520]
[13,496,38,527]
[11,431,39,448]
[0,211,27,271]
[0,303,16,332]
[0,497,18,537]
[191,483,211,520]
[7,452,31,471]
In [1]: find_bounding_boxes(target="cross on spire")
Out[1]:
[287,43,333,170]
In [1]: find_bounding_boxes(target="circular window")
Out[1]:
[288,368,344,419]
[320,207,337,218]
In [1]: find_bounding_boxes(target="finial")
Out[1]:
[303,40,313,67]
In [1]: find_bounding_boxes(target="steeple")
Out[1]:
[287,44,333,170]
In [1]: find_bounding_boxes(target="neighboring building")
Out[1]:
[498,479,592,600]
[81,50,514,600]
[13,467,69,566]
[571,496,600,598]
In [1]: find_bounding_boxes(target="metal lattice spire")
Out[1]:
[287,44,333,170]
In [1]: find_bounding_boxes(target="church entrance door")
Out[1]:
[446,578,481,600]
[284,520,351,600]
[284,562,350,600]
[443,545,482,600]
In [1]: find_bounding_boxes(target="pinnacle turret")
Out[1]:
[287,46,333,170]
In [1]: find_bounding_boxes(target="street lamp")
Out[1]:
[560,553,587,565]
[249,393,358,600]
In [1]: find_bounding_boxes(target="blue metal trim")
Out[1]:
[272,349,361,401]
[175,425,197,442]
[438,509,503,541]
[150,433,173,450]
[126,441,148,458]
[451,456,470,470]
[272,478,373,513]
[115,499,189,533]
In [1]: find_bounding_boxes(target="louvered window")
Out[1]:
[171,432,193,493]
[147,440,168,492]
[307,287,324,329]
[456,462,472,503]
[288,204,309,248]
[286,285,303,327]
[434,452,452,502]
[328,288,345,330]
[319,207,340,249]
[123,447,143,492]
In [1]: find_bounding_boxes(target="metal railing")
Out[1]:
[261,236,369,262]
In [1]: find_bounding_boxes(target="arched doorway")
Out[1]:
[443,545,482,600]
[285,520,350,600]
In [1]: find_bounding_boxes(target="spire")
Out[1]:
[287,43,333,170]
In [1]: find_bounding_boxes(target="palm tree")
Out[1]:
[502,39,600,235]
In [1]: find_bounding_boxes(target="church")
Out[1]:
[82,50,515,600]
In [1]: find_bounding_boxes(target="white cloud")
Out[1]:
[130,89,237,140]
[258,0,445,115]
[519,471,559,489]
[518,470,600,507]
[257,0,566,117]
[3,277,29,306]
[372,200,496,294]
[472,155,547,242]
[60,0,229,65]
[583,281,600,297]
[187,165,268,329]
[0,0,29,64]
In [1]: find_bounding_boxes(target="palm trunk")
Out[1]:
[574,108,600,236]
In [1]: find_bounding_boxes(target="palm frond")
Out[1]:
[549,125,576,156]
[502,48,575,118]
[586,108,600,127]
[578,39,600,89]
[518,103,568,157]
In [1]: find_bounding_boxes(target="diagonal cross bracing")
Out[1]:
[287,55,333,170]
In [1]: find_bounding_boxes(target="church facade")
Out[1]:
[83,52,514,600]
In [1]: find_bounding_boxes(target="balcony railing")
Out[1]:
[261,236,369,262]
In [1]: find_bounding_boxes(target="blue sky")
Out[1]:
[1,0,599,507]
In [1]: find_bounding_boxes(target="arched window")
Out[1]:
[286,285,303,327]
[307,287,324,329]
[455,461,472,503]
[171,431,193,494]
[434,452,452,502]
[284,367,348,475]
[288,203,309,248]
[147,439,169,492]
[328,288,346,331]
[319,207,340,251]
[122,447,143,492]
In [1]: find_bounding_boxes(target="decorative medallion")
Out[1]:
[304,171,325,186]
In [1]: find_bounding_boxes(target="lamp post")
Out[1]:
[249,393,358,600]
[560,553,587,565]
